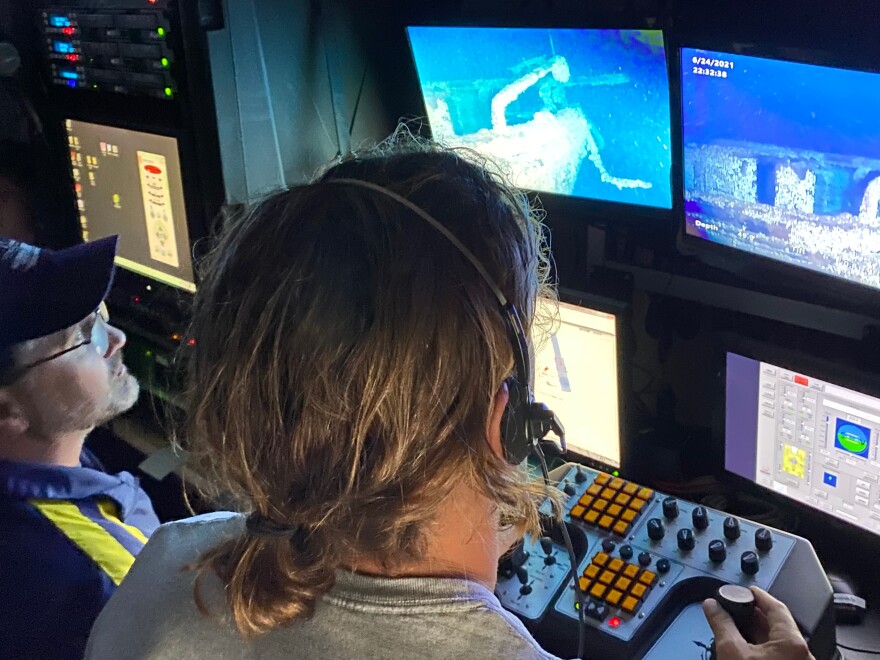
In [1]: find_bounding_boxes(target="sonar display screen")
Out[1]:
[407,27,672,209]
[682,48,880,290]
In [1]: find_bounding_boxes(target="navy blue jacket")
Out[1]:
[0,449,160,659]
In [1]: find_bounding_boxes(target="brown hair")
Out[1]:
[184,133,554,636]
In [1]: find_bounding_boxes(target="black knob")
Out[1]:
[692,506,709,531]
[677,528,696,552]
[755,528,773,553]
[619,544,634,560]
[602,538,616,554]
[544,553,557,566]
[647,518,665,541]
[516,567,529,584]
[656,558,671,574]
[724,517,741,541]
[741,551,759,576]
[663,497,680,520]
[709,539,727,563]
[716,584,756,632]
[563,480,576,496]
[574,466,588,483]
[540,536,553,555]
[638,551,652,567]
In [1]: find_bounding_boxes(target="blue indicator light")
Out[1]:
[60,70,79,80]
[48,15,72,28]
[67,80,77,88]
[53,40,75,54]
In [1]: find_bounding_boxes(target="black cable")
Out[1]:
[535,445,586,660]
[838,642,880,655]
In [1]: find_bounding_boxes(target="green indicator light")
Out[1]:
[161,57,169,67]
[157,27,165,37]
[164,86,173,97]
[145,350,153,357]
[612,470,619,477]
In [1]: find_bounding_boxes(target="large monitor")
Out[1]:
[726,352,880,537]
[407,27,672,209]
[533,296,622,468]
[682,47,880,291]
[64,119,196,292]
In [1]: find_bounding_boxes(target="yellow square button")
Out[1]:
[595,473,611,486]
[639,570,657,587]
[570,505,585,519]
[631,583,648,600]
[601,487,617,501]
[623,564,640,579]
[623,482,639,495]
[593,552,609,567]
[606,589,623,606]
[621,596,641,614]
[637,487,654,500]
[606,504,623,518]
[598,515,615,530]
[578,576,591,592]
[614,493,632,506]
[584,564,600,580]
[578,494,594,508]
[593,498,609,512]
[613,520,630,536]
[590,583,607,600]
[583,510,600,525]
[629,498,647,513]
[587,483,603,496]
[610,477,625,490]
[621,509,637,523]
[607,558,624,573]
[599,570,616,586]
[614,576,632,592]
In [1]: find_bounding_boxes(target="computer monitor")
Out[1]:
[726,351,880,537]
[533,296,622,468]
[407,27,672,209]
[682,47,880,291]
[64,119,196,292]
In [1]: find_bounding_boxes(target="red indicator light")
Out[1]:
[66,54,78,62]
[608,617,621,629]
[144,164,162,174]
[62,27,75,35]
[794,375,808,387]
[133,296,141,303]
[187,338,196,347]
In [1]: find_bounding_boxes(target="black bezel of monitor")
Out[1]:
[717,334,880,541]
[676,43,880,318]
[545,286,633,477]
[404,25,678,226]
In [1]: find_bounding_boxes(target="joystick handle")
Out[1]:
[715,584,756,633]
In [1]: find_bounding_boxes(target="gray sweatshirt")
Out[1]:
[85,512,566,660]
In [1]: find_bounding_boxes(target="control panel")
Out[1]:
[40,2,178,98]
[495,464,836,659]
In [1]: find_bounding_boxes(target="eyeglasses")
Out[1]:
[17,302,111,372]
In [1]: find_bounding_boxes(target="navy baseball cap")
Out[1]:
[0,236,118,348]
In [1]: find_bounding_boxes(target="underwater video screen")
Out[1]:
[407,27,673,209]
[683,48,880,290]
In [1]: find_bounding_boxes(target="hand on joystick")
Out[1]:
[702,587,814,660]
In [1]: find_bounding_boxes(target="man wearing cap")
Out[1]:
[0,236,160,659]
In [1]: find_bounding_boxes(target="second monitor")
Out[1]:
[533,295,624,470]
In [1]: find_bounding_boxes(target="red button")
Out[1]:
[608,617,621,628]
[794,375,808,386]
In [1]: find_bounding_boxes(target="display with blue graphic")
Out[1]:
[823,472,838,488]
[834,419,871,459]
[408,27,672,208]
[682,48,880,290]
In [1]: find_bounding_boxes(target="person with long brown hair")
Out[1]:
[84,134,810,660]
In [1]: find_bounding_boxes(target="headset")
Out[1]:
[325,178,566,464]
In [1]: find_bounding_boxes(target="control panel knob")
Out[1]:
[741,551,760,576]
[724,517,741,541]
[755,528,773,553]
[677,528,696,552]
[656,558,671,574]
[619,544,634,560]
[638,551,652,567]
[709,539,727,563]
[563,480,576,496]
[716,584,756,632]
[647,518,666,541]
[574,466,588,483]
[662,497,680,520]
[539,537,556,565]
[601,538,616,554]
[516,567,532,595]
[692,506,709,531]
